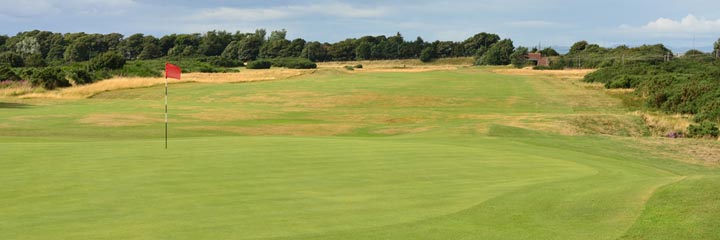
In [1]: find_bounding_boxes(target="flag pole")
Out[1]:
[165,75,168,149]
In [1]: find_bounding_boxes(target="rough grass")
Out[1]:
[317,58,472,73]
[0,66,718,239]
[14,69,313,99]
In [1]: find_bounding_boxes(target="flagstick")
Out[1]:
[165,76,168,149]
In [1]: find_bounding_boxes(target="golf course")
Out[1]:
[1,65,718,239]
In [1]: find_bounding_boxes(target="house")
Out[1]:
[527,53,550,67]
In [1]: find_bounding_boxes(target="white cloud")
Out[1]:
[193,7,290,22]
[192,3,387,22]
[627,14,720,33]
[0,0,136,17]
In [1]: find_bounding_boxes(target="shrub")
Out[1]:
[246,60,272,69]
[68,68,94,85]
[354,64,363,69]
[344,66,355,71]
[197,63,220,73]
[605,75,633,89]
[533,65,564,70]
[0,65,20,81]
[89,52,126,70]
[687,122,720,138]
[208,56,243,67]
[271,57,317,69]
[0,52,24,67]
[24,54,47,68]
[121,61,162,78]
[31,67,70,89]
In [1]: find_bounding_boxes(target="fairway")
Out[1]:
[1,68,718,239]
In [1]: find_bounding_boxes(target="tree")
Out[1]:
[463,33,500,57]
[199,30,233,56]
[286,38,306,57]
[569,41,589,54]
[685,49,704,56]
[138,37,162,60]
[301,41,326,62]
[510,47,529,68]
[714,38,720,57]
[221,40,241,60]
[119,33,144,60]
[222,33,264,62]
[478,39,514,65]
[0,35,8,51]
[46,35,67,62]
[328,39,356,61]
[159,34,177,56]
[0,52,24,67]
[420,47,435,62]
[268,29,287,42]
[64,37,93,62]
[355,42,372,60]
[540,47,560,56]
[89,52,125,70]
[259,39,290,59]
[24,54,47,67]
[14,37,41,56]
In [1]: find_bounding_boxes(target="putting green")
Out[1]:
[0,68,717,239]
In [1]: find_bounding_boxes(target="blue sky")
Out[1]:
[1,0,719,52]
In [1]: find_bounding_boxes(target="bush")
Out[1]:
[344,66,355,71]
[68,68,94,85]
[89,52,126,70]
[354,64,363,69]
[208,56,243,68]
[0,65,20,81]
[533,65,564,70]
[687,122,720,138]
[31,67,70,89]
[0,52,24,67]
[271,57,317,69]
[24,54,47,68]
[605,75,633,89]
[121,61,163,77]
[197,63,220,73]
[246,60,272,69]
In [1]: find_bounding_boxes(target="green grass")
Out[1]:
[0,68,718,239]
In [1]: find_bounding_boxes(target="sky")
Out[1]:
[1,0,719,52]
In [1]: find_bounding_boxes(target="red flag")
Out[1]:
[165,63,181,80]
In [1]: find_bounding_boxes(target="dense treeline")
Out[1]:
[545,42,675,69]
[0,29,519,89]
[584,39,720,138]
[0,30,514,66]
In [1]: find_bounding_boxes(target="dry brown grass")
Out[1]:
[10,114,70,122]
[79,113,162,127]
[492,67,595,80]
[372,126,434,135]
[181,123,357,136]
[638,137,720,166]
[16,69,313,99]
[179,110,268,122]
[317,58,472,73]
[636,112,692,137]
[0,85,44,97]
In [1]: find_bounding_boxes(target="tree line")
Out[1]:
[0,29,522,67]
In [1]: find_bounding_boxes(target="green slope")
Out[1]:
[0,68,717,239]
